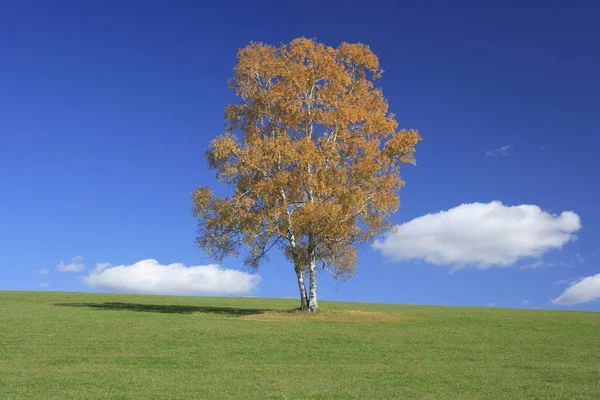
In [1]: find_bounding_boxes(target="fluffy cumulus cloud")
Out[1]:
[552,273,600,305]
[82,259,261,295]
[373,202,581,269]
[57,256,86,272]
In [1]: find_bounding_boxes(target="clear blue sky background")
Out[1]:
[1,0,598,310]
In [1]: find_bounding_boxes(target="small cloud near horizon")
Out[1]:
[552,273,600,305]
[82,259,261,296]
[486,145,512,156]
[38,283,49,288]
[35,268,50,275]
[56,256,86,272]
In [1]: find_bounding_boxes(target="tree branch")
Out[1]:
[321,260,347,281]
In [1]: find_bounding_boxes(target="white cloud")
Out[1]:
[552,273,600,305]
[521,300,529,305]
[39,283,49,288]
[486,145,512,156]
[486,302,497,307]
[57,256,86,272]
[82,259,261,295]
[36,268,50,275]
[522,260,545,269]
[576,254,585,263]
[94,262,112,272]
[555,277,583,285]
[373,201,581,269]
[521,260,573,269]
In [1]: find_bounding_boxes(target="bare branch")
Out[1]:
[321,261,347,281]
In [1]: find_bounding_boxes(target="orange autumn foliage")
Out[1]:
[193,38,421,301]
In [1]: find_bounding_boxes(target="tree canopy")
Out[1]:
[193,38,421,312]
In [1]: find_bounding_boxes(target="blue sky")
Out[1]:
[1,0,599,310]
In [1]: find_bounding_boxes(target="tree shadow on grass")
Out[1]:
[54,302,269,316]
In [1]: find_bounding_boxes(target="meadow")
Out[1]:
[1,291,599,399]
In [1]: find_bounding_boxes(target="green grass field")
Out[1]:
[1,291,599,399]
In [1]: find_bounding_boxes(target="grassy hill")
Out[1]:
[1,291,599,399]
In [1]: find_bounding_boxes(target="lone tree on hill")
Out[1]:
[193,38,421,312]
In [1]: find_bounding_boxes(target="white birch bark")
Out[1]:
[308,254,319,313]
[296,267,308,310]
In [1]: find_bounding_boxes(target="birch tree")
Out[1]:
[193,38,421,312]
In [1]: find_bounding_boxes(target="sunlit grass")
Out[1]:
[1,291,599,399]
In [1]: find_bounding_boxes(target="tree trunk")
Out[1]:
[296,267,308,310]
[308,255,319,313]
